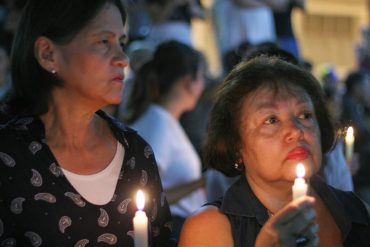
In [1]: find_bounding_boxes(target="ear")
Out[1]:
[34,36,58,73]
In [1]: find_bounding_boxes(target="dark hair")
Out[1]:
[204,56,335,176]
[125,40,203,124]
[344,70,368,94]
[244,42,299,66]
[2,0,126,117]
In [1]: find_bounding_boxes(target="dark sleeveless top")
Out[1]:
[208,175,370,247]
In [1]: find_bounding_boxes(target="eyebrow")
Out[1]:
[254,98,312,110]
[92,30,127,40]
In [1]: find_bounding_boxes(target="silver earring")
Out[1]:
[234,162,244,171]
[51,69,56,74]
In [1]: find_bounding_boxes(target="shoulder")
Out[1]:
[327,185,370,224]
[178,205,233,247]
[0,116,35,143]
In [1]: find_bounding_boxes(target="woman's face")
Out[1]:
[54,3,128,108]
[238,85,322,185]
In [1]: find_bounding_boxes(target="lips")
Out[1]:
[112,75,124,82]
[286,147,309,160]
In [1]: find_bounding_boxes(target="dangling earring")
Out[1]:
[51,69,56,74]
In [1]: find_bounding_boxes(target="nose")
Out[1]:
[112,46,129,68]
[284,119,304,143]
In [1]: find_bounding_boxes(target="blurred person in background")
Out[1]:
[273,0,304,60]
[341,70,370,204]
[144,0,204,47]
[125,40,207,240]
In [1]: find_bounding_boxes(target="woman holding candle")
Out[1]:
[0,0,174,246]
[179,56,370,247]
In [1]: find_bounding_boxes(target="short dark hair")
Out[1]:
[204,56,335,176]
[3,0,126,117]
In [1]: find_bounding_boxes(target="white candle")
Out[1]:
[292,163,308,200]
[345,126,354,163]
[133,190,148,247]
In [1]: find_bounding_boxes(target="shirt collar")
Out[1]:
[8,110,133,150]
[220,176,269,225]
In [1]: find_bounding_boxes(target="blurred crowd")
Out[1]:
[1,0,370,237]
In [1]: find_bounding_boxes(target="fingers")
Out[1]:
[269,196,318,247]
[273,196,315,225]
[256,196,318,247]
[283,207,316,234]
[298,223,319,247]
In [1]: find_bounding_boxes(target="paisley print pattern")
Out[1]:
[24,232,42,247]
[164,221,173,233]
[126,157,136,169]
[97,233,117,245]
[126,230,135,239]
[1,238,16,247]
[151,199,158,222]
[0,112,172,246]
[98,208,109,227]
[28,141,42,155]
[64,192,86,207]
[30,169,43,187]
[34,193,56,203]
[0,152,15,168]
[140,170,148,187]
[117,198,132,214]
[144,145,153,159]
[118,171,124,180]
[14,117,34,130]
[10,197,25,215]
[74,239,89,247]
[59,216,72,234]
[49,163,63,177]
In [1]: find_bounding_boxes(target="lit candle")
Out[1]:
[292,163,308,200]
[133,190,148,247]
[345,126,354,163]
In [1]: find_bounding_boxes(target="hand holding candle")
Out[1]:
[292,163,308,200]
[133,190,148,247]
[345,126,354,163]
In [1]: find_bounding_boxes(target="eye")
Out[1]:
[99,39,109,45]
[298,111,313,120]
[264,116,279,125]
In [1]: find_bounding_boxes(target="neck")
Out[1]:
[158,95,187,120]
[40,100,106,150]
[246,174,293,214]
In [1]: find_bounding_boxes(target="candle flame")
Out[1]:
[296,163,305,178]
[136,190,145,211]
[346,126,354,138]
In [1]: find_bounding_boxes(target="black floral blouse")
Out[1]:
[0,111,174,247]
